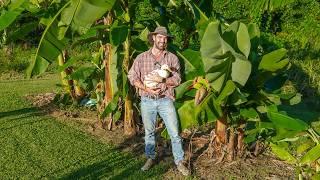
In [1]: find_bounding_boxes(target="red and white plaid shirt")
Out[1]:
[128,48,181,100]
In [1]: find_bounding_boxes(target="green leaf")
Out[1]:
[267,110,309,131]
[270,143,297,164]
[195,93,220,124]
[240,108,259,121]
[27,0,116,77]
[139,27,149,42]
[57,56,79,71]
[184,1,209,39]
[131,38,148,52]
[289,93,302,105]
[259,122,274,129]
[9,0,26,9]
[69,66,96,80]
[200,21,251,91]
[237,23,251,58]
[60,0,117,35]
[7,22,38,42]
[178,100,198,130]
[271,129,302,142]
[201,21,230,62]
[0,9,23,31]
[26,2,71,77]
[113,111,122,122]
[259,48,289,72]
[175,80,193,100]
[110,46,120,97]
[297,141,315,154]
[100,94,119,118]
[231,58,251,86]
[312,173,320,180]
[229,88,248,105]
[248,23,260,39]
[161,128,170,139]
[0,0,28,31]
[300,144,320,164]
[110,25,129,46]
[216,80,236,104]
[177,49,204,80]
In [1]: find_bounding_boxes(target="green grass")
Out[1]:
[0,76,170,179]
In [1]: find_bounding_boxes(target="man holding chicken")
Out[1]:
[128,26,190,176]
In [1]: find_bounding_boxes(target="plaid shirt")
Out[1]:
[128,48,181,100]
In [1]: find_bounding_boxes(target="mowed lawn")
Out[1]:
[0,76,169,179]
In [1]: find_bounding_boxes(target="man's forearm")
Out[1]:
[165,77,179,87]
[133,80,146,91]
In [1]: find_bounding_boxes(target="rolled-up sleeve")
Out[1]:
[166,56,181,87]
[128,55,141,86]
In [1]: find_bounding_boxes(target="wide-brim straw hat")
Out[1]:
[147,26,174,44]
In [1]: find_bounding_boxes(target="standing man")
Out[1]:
[128,26,190,176]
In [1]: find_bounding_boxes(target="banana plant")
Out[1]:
[174,20,300,161]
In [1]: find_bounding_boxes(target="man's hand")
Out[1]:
[133,80,161,94]
[144,87,161,94]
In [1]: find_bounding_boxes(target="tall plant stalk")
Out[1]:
[102,12,114,130]
[123,33,136,136]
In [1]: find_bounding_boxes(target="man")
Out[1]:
[128,26,190,176]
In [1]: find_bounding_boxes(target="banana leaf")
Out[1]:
[258,48,289,72]
[0,0,26,31]
[300,144,320,164]
[27,0,116,77]
[267,109,309,131]
[200,21,251,92]
[270,142,297,164]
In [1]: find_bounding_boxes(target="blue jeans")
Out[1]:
[140,96,184,165]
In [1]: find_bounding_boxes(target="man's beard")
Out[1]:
[155,42,166,50]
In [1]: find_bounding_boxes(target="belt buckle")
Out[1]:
[152,95,159,100]
[147,95,160,100]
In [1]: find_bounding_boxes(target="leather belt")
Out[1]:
[145,95,166,100]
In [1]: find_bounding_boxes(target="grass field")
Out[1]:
[0,75,170,179]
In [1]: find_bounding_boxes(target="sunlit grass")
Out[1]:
[0,77,169,179]
[289,58,320,96]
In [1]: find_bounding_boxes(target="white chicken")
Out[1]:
[144,64,172,88]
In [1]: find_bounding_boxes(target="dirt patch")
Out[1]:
[192,155,294,179]
[25,93,56,107]
[25,94,295,179]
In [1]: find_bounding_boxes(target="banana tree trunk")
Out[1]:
[58,51,73,97]
[59,50,85,101]
[216,116,227,144]
[123,35,136,136]
[103,43,114,130]
[237,121,245,157]
[98,12,114,130]
[227,127,236,161]
[215,115,247,161]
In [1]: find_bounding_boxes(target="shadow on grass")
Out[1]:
[280,63,320,125]
[0,107,48,130]
[57,147,169,180]
[0,107,40,119]
[56,130,172,179]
